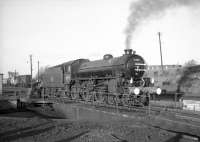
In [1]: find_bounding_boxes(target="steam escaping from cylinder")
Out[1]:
[125,0,200,49]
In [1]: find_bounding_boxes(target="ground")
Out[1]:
[0,101,198,142]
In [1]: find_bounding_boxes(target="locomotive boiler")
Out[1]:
[40,49,161,106]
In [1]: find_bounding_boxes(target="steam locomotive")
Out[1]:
[40,49,161,106]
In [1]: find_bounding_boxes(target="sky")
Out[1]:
[1,0,200,77]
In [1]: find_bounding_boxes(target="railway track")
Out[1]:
[146,105,200,124]
[53,98,200,139]
[15,93,200,125]
[48,96,200,123]
[10,95,200,139]
[75,100,200,139]
[10,92,200,138]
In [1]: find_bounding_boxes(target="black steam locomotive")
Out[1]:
[40,49,161,106]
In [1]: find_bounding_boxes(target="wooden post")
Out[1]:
[148,93,150,116]
[175,93,177,108]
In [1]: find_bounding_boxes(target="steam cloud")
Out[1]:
[126,0,200,49]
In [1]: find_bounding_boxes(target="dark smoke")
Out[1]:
[126,0,200,49]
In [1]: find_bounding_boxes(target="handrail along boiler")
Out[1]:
[40,49,161,106]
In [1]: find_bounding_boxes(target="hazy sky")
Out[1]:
[1,0,200,77]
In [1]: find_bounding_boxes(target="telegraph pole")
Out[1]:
[158,32,164,71]
[14,69,17,81]
[37,61,39,81]
[30,55,33,88]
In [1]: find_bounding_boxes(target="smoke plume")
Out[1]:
[126,0,200,49]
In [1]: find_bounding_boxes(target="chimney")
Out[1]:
[124,49,135,55]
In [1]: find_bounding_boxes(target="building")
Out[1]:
[147,65,182,71]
